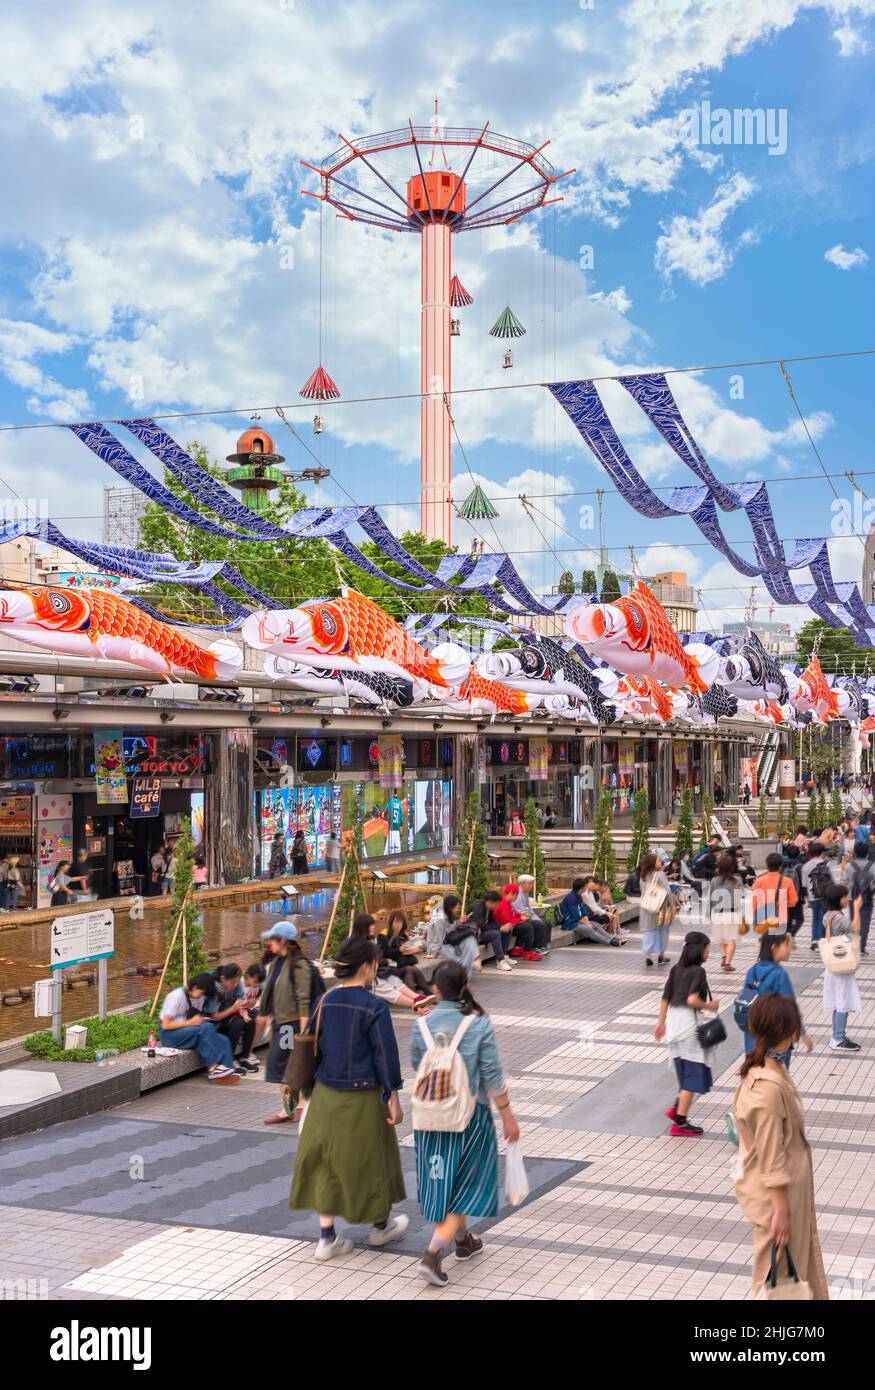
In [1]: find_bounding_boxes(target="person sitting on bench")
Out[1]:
[558,878,623,946]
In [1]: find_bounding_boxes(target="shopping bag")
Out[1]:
[756,1245,812,1301]
[504,1142,529,1206]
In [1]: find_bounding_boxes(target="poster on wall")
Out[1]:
[412,781,444,852]
[739,756,758,799]
[190,791,205,849]
[378,736,403,790]
[673,744,689,778]
[36,794,73,908]
[94,729,127,804]
[0,796,32,833]
[529,738,548,782]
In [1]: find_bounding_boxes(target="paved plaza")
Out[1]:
[1,912,874,1302]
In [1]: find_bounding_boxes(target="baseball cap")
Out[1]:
[261,919,299,942]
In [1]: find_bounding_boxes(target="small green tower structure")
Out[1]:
[225,423,286,513]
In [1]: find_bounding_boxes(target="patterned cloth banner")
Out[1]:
[529,737,549,781]
[550,375,875,641]
[377,735,403,789]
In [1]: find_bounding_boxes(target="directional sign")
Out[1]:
[50,908,115,971]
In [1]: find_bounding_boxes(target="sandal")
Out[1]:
[263,1114,292,1125]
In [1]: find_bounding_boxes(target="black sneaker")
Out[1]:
[233,1064,249,1077]
[830,1037,862,1052]
[237,1058,259,1073]
[670,1120,704,1136]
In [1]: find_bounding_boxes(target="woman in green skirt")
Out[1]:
[289,935,408,1261]
[411,961,520,1287]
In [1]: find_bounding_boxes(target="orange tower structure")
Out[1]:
[303,108,572,544]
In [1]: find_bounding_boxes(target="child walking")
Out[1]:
[654,930,721,1137]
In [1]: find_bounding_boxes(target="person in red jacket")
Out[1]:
[493,884,541,960]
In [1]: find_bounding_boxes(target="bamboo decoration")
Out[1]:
[149,892,190,1018]
[318,858,349,965]
[460,820,477,917]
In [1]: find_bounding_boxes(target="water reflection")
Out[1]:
[0,869,456,1043]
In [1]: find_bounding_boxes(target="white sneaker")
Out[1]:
[368,1212,409,1246]
[496,959,513,972]
[314,1234,353,1262]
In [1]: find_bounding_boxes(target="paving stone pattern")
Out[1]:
[1,906,874,1301]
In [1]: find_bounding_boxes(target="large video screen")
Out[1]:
[256,784,342,872]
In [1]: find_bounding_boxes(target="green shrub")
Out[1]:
[24,1009,153,1063]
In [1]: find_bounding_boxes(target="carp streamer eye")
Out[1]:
[624,601,646,637]
[319,608,337,637]
[49,593,73,614]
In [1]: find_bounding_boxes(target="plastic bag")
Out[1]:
[504,1142,529,1206]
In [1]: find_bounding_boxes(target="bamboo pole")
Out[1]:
[148,892,189,1018]
[460,819,477,917]
[318,857,349,965]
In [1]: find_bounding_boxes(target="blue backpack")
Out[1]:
[733,962,784,1031]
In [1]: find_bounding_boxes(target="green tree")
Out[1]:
[558,571,575,598]
[699,793,713,851]
[162,819,206,991]
[458,792,491,909]
[326,799,366,959]
[601,570,622,603]
[816,787,828,833]
[673,787,694,861]
[592,790,619,896]
[581,568,597,595]
[775,804,787,841]
[787,793,798,838]
[830,785,844,826]
[807,787,822,834]
[627,787,651,871]
[795,619,870,674]
[517,796,546,898]
[758,791,769,839]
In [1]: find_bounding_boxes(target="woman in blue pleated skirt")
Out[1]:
[410,961,520,1288]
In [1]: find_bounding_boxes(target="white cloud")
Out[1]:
[833,21,870,55]
[637,543,703,581]
[589,286,633,314]
[824,242,870,269]
[654,173,756,285]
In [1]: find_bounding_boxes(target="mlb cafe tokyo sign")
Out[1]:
[130,775,162,818]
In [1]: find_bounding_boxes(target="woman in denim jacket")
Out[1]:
[410,960,520,1287]
[289,936,408,1262]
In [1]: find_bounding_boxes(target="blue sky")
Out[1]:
[0,0,872,628]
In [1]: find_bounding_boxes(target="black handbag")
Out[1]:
[696,1013,727,1049]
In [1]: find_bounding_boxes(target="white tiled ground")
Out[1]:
[2,904,874,1300]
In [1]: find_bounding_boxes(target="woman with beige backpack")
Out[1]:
[638,852,675,967]
[819,882,863,1052]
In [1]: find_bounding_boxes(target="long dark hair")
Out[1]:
[678,931,710,967]
[432,960,484,1016]
[740,994,801,1076]
[387,909,409,938]
[443,894,460,922]
[351,912,376,938]
[334,935,379,980]
[639,853,658,878]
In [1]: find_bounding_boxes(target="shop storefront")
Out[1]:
[481,736,579,831]
[252,732,454,873]
[0,731,208,904]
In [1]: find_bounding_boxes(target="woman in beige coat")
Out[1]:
[733,993,828,1299]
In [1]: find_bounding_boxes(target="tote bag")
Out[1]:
[756,1245,812,1301]
[640,876,669,915]
[818,913,860,976]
